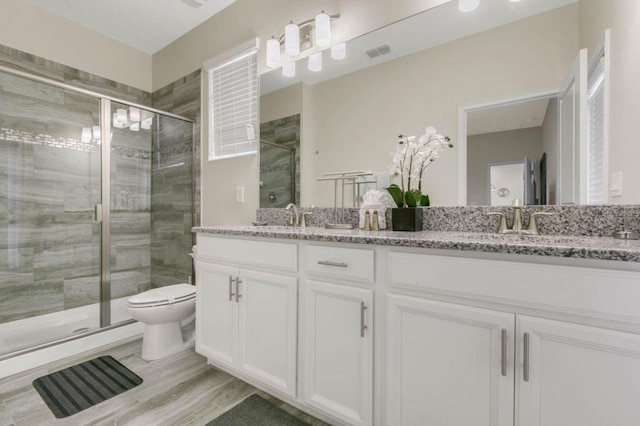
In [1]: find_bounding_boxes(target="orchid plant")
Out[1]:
[387,127,453,208]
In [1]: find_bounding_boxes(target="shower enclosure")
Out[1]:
[0,67,194,357]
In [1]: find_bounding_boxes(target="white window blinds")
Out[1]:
[586,56,605,204]
[207,43,258,160]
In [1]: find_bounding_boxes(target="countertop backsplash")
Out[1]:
[256,205,640,238]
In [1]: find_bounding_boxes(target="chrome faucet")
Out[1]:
[486,199,553,235]
[286,203,315,228]
[285,203,300,226]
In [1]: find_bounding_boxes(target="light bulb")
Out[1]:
[331,42,346,60]
[266,37,281,68]
[459,0,480,12]
[308,52,322,72]
[285,21,300,56]
[282,61,296,77]
[315,12,331,47]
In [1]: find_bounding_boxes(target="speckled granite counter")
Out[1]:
[193,226,640,263]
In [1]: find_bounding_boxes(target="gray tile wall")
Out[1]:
[260,115,300,208]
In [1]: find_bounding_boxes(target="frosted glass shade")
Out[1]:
[130,122,140,132]
[81,127,91,143]
[282,61,296,77]
[113,113,125,128]
[459,0,480,12]
[92,125,101,140]
[308,52,322,72]
[129,107,140,122]
[141,117,153,130]
[116,108,127,125]
[315,12,331,47]
[285,22,300,56]
[266,38,281,68]
[331,42,346,60]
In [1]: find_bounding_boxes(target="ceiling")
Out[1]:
[467,98,551,136]
[24,0,237,54]
[261,0,577,95]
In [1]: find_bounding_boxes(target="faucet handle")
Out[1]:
[527,212,554,235]
[486,211,508,233]
[301,211,313,227]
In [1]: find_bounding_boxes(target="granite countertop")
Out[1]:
[193,226,640,263]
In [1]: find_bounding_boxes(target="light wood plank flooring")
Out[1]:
[0,337,328,426]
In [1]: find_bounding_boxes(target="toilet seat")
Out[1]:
[128,284,195,308]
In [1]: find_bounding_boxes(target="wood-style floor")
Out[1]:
[0,337,328,426]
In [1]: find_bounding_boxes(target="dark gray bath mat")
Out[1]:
[206,394,311,426]
[32,355,143,418]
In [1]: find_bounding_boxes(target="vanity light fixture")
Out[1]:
[285,21,300,56]
[459,0,480,12]
[282,61,296,77]
[331,42,346,60]
[266,37,281,68]
[315,11,331,47]
[308,51,323,72]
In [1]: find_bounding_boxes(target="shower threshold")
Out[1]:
[0,296,132,358]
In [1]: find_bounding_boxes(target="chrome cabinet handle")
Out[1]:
[501,328,508,377]
[228,276,236,301]
[235,277,242,303]
[523,332,530,382]
[360,301,367,338]
[318,260,348,268]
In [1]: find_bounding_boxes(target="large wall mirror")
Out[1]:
[259,0,637,208]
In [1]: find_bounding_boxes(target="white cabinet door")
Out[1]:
[237,270,298,397]
[304,280,373,426]
[387,295,515,426]
[195,262,238,368]
[517,316,640,426]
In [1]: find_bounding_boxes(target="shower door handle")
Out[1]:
[94,204,103,222]
[228,276,236,301]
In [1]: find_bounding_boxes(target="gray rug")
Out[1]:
[206,394,311,426]
[32,355,143,418]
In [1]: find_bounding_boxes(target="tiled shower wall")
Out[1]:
[0,45,198,323]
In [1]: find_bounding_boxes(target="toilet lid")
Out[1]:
[128,284,195,307]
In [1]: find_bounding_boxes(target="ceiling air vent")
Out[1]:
[365,44,391,59]
[182,0,208,8]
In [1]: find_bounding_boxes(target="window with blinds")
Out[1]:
[586,55,605,204]
[207,44,258,160]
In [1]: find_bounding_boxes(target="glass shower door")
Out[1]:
[0,70,102,355]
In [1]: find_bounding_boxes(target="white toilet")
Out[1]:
[127,283,196,361]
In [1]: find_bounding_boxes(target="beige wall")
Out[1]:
[467,127,544,206]
[580,0,640,204]
[303,4,578,207]
[0,1,152,92]
[260,83,303,124]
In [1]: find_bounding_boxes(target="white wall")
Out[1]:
[303,4,578,207]
[579,0,640,204]
[0,1,152,92]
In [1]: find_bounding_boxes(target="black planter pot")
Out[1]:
[391,208,423,231]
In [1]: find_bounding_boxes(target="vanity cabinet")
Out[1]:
[195,236,298,398]
[387,250,640,426]
[303,279,373,426]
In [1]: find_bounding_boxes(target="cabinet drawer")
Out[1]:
[388,251,640,325]
[305,245,374,283]
[197,235,297,272]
